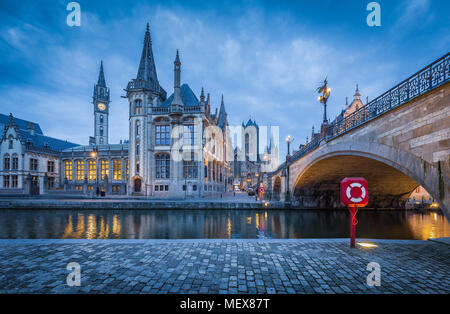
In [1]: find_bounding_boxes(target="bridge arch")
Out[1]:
[288,141,447,216]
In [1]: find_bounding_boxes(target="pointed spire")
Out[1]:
[345,96,349,108]
[97,60,106,87]
[175,49,180,64]
[206,93,211,114]
[200,87,205,104]
[354,84,361,98]
[218,94,227,128]
[136,23,159,84]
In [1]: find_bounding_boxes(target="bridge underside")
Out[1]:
[293,155,419,209]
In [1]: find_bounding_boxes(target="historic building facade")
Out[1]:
[231,119,278,190]
[0,24,231,198]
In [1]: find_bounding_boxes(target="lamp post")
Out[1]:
[285,135,294,203]
[317,78,331,123]
[90,147,99,197]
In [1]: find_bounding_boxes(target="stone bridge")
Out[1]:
[270,53,450,219]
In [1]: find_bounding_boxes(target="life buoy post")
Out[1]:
[341,178,369,248]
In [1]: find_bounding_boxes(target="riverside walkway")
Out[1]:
[0,238,448,294]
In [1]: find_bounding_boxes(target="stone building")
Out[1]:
[231,119,278,190]
[0,114,78,195]
[0,23,231,198]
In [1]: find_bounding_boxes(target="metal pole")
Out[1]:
[350,205,356,248]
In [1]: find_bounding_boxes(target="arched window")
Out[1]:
[136,120,140,136]
[64,160,72,181]
[100,115,104,124]
[134,99,143,114]
[88,160,96,181]
[112,159,122,180]
[155,154,170,179]
[99,137,104,144]
[3,154,10,170]
[100,126,104,136]
[76,160,84,181]
[100,159,109,180]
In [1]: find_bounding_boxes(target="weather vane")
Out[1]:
[317,77,331,123]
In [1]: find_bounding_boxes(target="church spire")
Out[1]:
[171,49,183,106]
[136,23,159,84]
[97,60,106,87]
[218,94,227,128]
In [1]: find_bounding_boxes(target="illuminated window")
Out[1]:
[113,159,121,180]
[3,154,10,170]
[155,154,170,179]
[88,160,96,181]
[155,125,170,145]
[126,159,129,180]
[134,99,143,114]
[76,160,84,181]
[64,160,72,180]
[100,159,109,180]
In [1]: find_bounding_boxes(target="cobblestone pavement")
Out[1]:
[0,239,448,294]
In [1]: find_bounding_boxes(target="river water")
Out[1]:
[0,209,448,240]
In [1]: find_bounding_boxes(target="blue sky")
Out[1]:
[0,0,449,159]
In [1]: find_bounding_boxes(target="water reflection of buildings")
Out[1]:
[0,210,448,240]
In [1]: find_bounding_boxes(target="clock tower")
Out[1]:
[92,60,110,145]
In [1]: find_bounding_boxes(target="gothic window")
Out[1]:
[30,158,39,171]
[155,125,170,145]
[100,137,104,144]
[3,154,10,170]
[100,159,109,180]
[8,135,13,149]
[100,126,104,136]
[64,160,72,180]
[12,154,18,170]
[112,159,121,180]
[155,153,170,179]
[136,120,140,136]
[88,160,96,181]
[47,160,55,173]
[136,160,140,173]
[136,143,140,155]
[100,115,104,124]
[76,160,84,181]
[134,99,143,114]
[183,124,195,145]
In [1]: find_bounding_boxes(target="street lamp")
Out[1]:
[317,78,331,123]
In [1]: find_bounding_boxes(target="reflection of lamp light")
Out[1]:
[264,202,269,207]
[357,242,378,248]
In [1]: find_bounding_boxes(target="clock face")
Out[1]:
[97,103,106,111]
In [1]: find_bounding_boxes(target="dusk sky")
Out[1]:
[0,0,449,160]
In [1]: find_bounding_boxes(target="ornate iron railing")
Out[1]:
[331,52,449,138]
[270,52,450,177]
